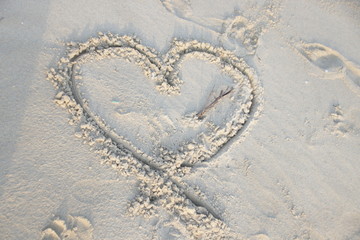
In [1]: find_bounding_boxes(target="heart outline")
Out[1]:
[48,33,263,237]
[53,33,262,175]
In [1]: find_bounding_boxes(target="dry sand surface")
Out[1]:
[1,0,360,239]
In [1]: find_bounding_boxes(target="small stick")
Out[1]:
[196,87,233,119]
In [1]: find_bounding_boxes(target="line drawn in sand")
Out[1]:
[48,33,263,239]
[297,42,360,96]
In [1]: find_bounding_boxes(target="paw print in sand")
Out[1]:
[41,215,93,240]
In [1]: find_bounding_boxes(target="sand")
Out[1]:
[1,0,360,239]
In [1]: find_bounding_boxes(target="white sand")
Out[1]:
[1,0,360,239]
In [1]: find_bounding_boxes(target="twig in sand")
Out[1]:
[196,87,233,119]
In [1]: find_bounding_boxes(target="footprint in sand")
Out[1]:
[298,42,360,96]
[41,215,93,240]
[326,103,360,137]
[159,0,224,33]
[160,0,192,19]
[160,0,279,56]
[220,15,261,55]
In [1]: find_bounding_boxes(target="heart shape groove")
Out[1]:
[49,33,262,175]
[48,33,263,237]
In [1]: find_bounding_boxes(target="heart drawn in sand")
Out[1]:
[49,33,262,174]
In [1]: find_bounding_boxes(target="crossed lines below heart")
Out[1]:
[48,32,262,239]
